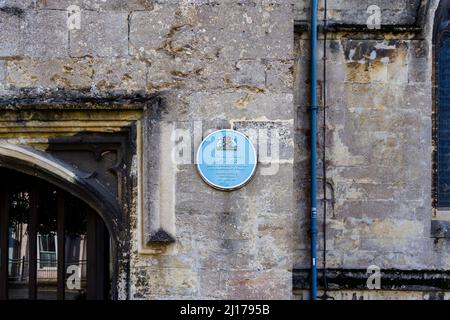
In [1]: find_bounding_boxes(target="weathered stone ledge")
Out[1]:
[294,21,424,35]
[294,268,450,291]
[0,89,159,108]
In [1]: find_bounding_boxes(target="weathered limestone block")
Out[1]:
[152,90,293,121]
[340,39,409,84]
[408,40,430,83]
[145,52,230,92]
[173,160,294,297]
[91,57,147,92]
[0,0,34,9]
[257,224,294,269]
[333,200,428,221]
[129,8,176,55]
[359,219,425,238]
[35,0,154,11]
[233,60,266,87]
[6,57,147,92]
[333,182,423,202]
[131,266,198,299]
[6,58,93,89]
[266,59,294,92]
[201,270,292,299]
[132,252,198,274]
[195,3,294,60]
[197,271,226,299]
[129,3,294,93]
[22,10,68,58]
[0,61,5,82]
[295,0,423,25]
[221,269,292,299]
[326,83,431,114]
[0,10,22,57]
[146,56,293,93]
[176,164,250,215]
[69,11,129,57]
[233,120,294,161]
[360,237,434,253]
[130,2,293,61]
[196,239,259,271]
[329,113,430,182]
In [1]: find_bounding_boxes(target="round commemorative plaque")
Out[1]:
[196,129,257,191]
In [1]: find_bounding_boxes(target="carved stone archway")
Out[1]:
[0,94,154,299]
[0,143,122,237]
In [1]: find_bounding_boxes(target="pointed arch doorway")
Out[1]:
[0,168,112,300]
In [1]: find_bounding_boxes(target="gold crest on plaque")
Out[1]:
[216,136,237,151]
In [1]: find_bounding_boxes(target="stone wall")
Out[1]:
[1,0,450,300]
[0,0,295,299]
[294,0,450,299]
[128,0,295,299]
[295,0,426,24]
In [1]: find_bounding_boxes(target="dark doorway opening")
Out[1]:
[0,168,111,300]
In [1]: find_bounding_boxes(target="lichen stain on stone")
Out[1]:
[137,0,154,11]
[0,6,25,18]
[236,94,253,109]
[170,68,204,78]
[158,24,195,58]
[341,39,408,82]
[63,65,74,73]
[50,74,70,87]
[345,62,371,83]
[146,80,182,92]
[342,40,403,62]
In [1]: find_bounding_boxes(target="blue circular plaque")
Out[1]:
[196,129,257,191]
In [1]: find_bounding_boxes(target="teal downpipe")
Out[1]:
[309,0,318,300]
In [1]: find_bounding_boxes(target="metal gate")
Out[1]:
[0,168,111,300]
